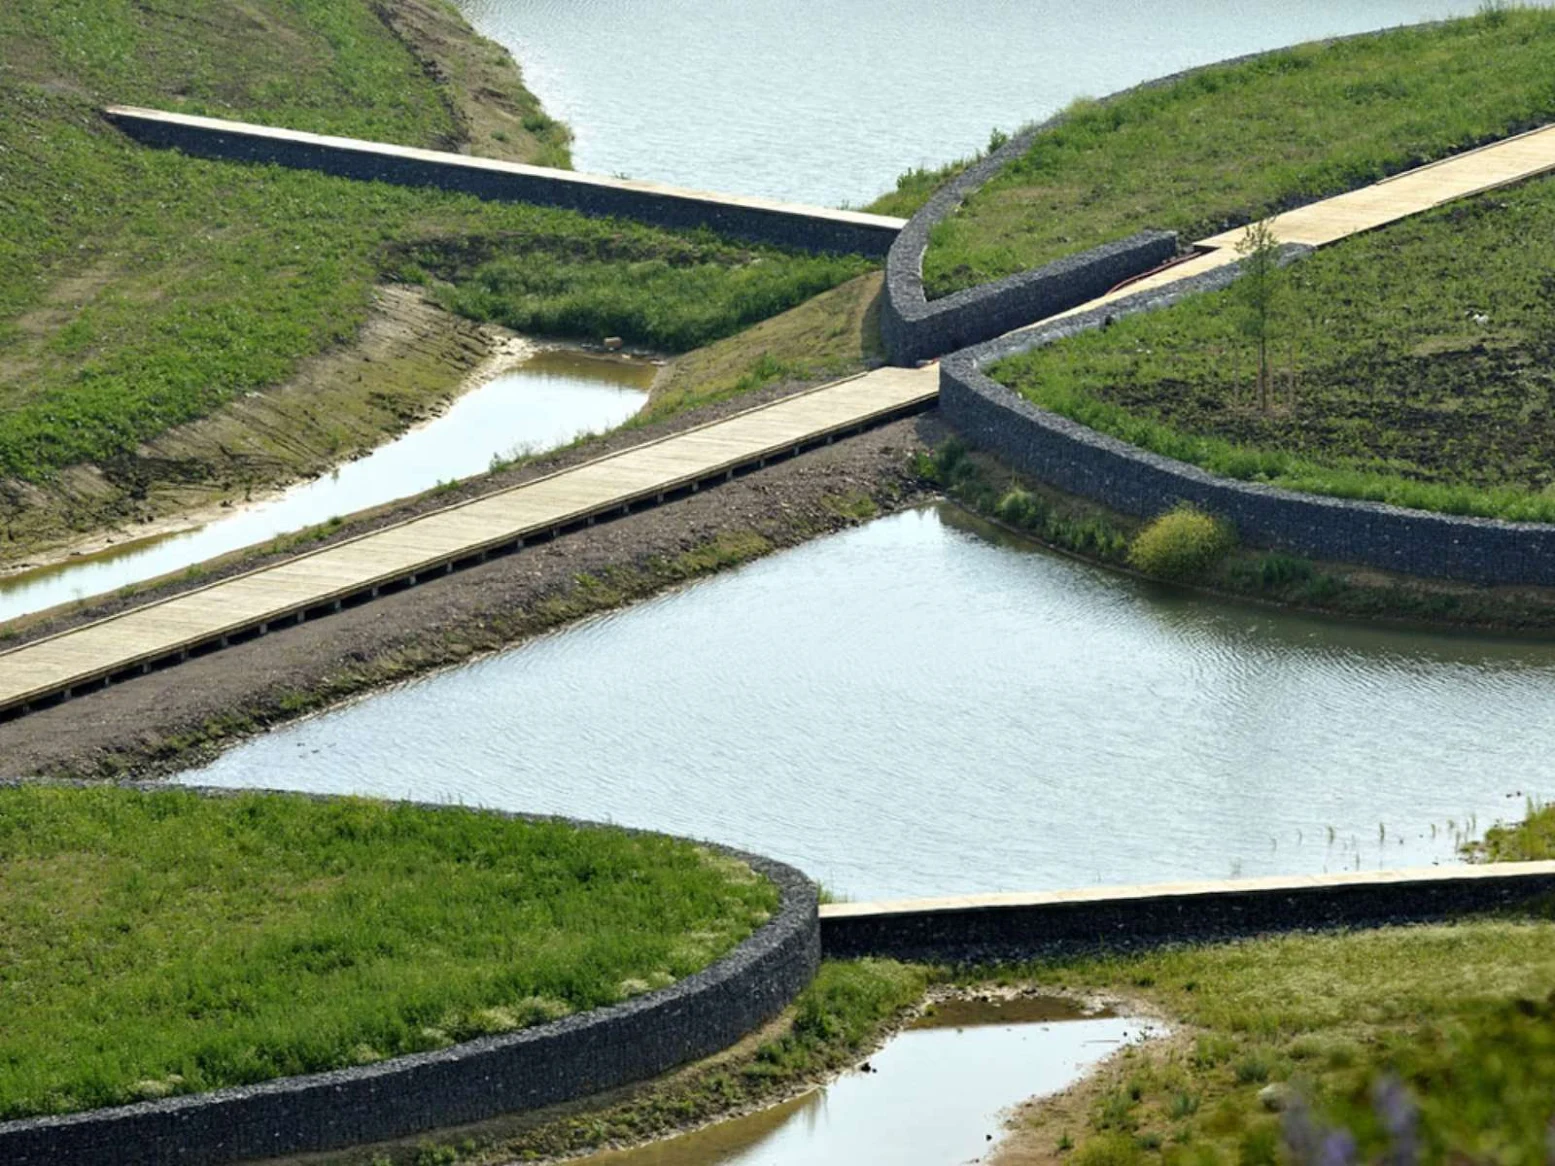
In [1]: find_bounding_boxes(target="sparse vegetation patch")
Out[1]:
[991,173,1555,522]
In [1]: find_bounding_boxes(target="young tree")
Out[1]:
[1235,218,1285,412]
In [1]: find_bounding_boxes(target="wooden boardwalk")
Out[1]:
[0,367,936,718]
[1036,120,1555,325]
[9,122,1555,719]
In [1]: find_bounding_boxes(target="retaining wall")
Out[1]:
[103,107,902,258]
[0,786,819,1166]
[878,21,1499,368]
[880,226,1177,365]
[938,253,1555,587]
[820,863,1555,964]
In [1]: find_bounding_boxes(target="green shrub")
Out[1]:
[1074,1133,1144,1166]
[1127,506,1236,580]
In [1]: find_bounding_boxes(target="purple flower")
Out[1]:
[1372,1076,1418,1166]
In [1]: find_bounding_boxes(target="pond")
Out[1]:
[457,0,1492,208]
[183,505,1555,902]
[580,997,1149,1166]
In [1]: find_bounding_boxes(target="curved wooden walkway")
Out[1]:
[0,367,936,719]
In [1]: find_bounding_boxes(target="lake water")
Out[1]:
[457,0,1491,208]
[0,351,650,624]
[184,506,1555,902]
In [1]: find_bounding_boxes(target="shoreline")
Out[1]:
[10,405,1555,781]
[0,329,547,587]
[0,403,941,782]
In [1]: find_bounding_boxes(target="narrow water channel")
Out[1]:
[0,351,650,624]
[581,998,1148,1166]
[456,0,1490,208]
[185,505,1555,902]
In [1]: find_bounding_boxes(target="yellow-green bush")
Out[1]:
[1126,506,1235,581]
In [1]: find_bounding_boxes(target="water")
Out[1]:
[457,0,1490,208]
[581,998,1148,1166]
[0,351,650,623]
[185,506,1555,902]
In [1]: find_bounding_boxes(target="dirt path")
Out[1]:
[0,413,944,780]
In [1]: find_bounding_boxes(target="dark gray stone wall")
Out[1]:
[104,112,898,258]
[821,869,1555,965]
[880,227,1177,366]
[0,787,819,1166]
[878,19,1499,368]
[938,251,1555,587]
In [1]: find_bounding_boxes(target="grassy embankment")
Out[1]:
[917,440,1555,630]
[922,9,1555,297]
[364,806,1555,1166]
[990,171,1555,524]
[0,784,781,1121]
[0,0,872,561]
[366,959,929,1166]
[990,808,1555,1164]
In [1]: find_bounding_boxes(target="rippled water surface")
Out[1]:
[581,999,1147,1166]
[457,0,1488,207]
[187,507,1555,901]
[0,352,650,623]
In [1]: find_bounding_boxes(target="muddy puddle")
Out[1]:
[581,998,1149,1166]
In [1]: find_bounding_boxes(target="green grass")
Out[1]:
[0,0,870,487]
[990,172,1555,522]
[428,243,872,354]
[1005,908,1555,1163]
[1467,801,1555,862]
[925,9,1555,297]
[992,801,1555,1163]
[0,785,779,1120]
[392,959,930,1166]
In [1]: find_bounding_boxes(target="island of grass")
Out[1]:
[0,0,875,560]
[0,785,779,1121]
[989,169,1555,524]
[919,8,1555,298]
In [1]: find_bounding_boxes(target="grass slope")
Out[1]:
[925,9,1555,297]
[0,0,869,496]
[990,174,1555,522]
[643,272,885,423]
[1004,912,1555,1164]
[992,808,1555,1164]
[0,785,778,1121]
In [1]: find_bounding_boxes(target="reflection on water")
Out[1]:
[583,999,1147,1166]
[457,0,1492,208]
[185,506,1555,901]
[0,351,651,624]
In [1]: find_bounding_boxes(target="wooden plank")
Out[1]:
[0,365,937,712]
